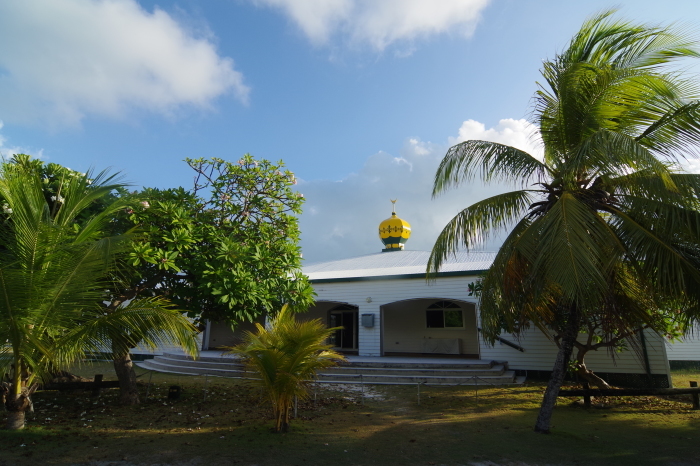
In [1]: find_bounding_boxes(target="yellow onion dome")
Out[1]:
[378,200,411,252]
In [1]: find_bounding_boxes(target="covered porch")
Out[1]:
[381,298,480,358]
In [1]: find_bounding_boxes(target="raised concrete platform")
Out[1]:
[135,350,525,386]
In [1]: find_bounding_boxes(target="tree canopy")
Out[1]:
[428,10,700,433]
[0,158,198,427]
[108,155,314,326]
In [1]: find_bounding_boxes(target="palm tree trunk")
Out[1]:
[3,387,36,430]
[274,405,283,433]
[5,410,26,430]
[273,399,290,433]
[281,402,290,433]
[4,387,29,430]
[534,305,580,433]
[113,349,140,405]
[3,360,35,430]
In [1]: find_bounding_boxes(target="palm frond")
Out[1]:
[427,190,535,275]
[559,9,699,69]
[0,160,135,396]
[613,172,700,207]
[637,100,700,160]
[230,304,345,414]
[52,168,126,229]
[569,129,675,183]
[608,206,700,296]
[58,297,199,361]
[433,141,547,196]
[534,192,623,304]
[618,194,700,239]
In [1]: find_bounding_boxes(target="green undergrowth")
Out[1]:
[1,363,699,466]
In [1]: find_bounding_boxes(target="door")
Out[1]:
[329,307,357,350]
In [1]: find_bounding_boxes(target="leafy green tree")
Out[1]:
[104,155,314,404]
[0,161,198,429]
[231,305,344,433]
[2,154,128,220]
[428,11,700,433]
[469,279,685,390]
[567,308,685,390]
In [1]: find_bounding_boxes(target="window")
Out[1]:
[426,300,463,328]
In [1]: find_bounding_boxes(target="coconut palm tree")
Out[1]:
[0,162,198,429]
[66,296,200,406]
[428,10,700,434]
[7,154,202,406]
[231,305,344,433]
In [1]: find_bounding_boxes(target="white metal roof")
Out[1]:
[303,250,496,281]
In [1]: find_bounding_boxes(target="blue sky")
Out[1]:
[0,0,699,263]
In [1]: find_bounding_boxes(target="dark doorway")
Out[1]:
[329,304,358,351]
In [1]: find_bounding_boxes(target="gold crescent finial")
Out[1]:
[390,199,397,213]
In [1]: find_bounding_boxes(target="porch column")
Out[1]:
[202,319,212,350]
[357,302,381,356]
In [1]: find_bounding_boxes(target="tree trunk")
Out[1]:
[281,403,290,433]
[113,351,140,405]
[573,340,612,390]
[5,411,25,430]
[274,406,282,432]
[574,361,611,390]
[273,401,290,433]
[534,305,580,434]
[3,387,35,430]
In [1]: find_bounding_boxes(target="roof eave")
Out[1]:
[308,269,489,284]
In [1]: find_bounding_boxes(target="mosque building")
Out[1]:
[202,201,674,387]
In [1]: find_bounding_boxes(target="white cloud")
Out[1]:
[449,118,543,159]
[298,118,535,263]
[0,122,43,160]
[680,159,700,174]
[0,0,248,127]
[252,0,491,51]
[252,0,354,45]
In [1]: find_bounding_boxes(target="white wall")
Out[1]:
[666,325,700,361]
[479,327,670,376]
[314,275,671,380]
[203,274,671,381]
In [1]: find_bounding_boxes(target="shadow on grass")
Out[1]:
[359,405,700,466]
[2,380,700,466]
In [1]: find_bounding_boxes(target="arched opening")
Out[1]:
[381,298,479,358]
[300,300,359,354]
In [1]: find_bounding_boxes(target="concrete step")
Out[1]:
[316,370,518,385]
[339,361,495,370]
[151,355,245,371]
[321,365,507,377]
[137,359,250,378]
[162,352,240,364]
[138,353,526,386]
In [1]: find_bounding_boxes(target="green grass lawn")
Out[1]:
[1,363,699,466]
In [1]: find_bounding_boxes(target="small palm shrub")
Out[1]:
[231,305,345,432]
